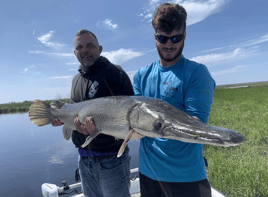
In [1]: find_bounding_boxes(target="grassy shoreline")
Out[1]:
[0,99,70,114]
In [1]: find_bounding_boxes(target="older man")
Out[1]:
[53,29,134,197]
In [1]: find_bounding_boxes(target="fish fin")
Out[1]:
[130,131,144,140]
[117,130,134,158]
[62,124,73,140]
[81,130,101,148]
[50,100,66,109]
[28,100,54,126]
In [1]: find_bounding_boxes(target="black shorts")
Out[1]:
[139,172,212,197]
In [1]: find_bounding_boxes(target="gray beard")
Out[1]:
[82,63,93,67]
[81,59,94,67]
[157,42,184,62]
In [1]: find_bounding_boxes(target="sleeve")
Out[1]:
[69,74,85,104]
[133,69,142,96]
[69,76,77,104]
[184,65,215,124]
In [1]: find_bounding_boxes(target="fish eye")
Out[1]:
[154,121,162,131]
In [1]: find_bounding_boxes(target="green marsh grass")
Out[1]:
[204,86,268,197]
[0,99,69,114]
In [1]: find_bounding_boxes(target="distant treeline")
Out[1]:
[1,81,268,114]
[216,80,268,89]
[0,99,70,114]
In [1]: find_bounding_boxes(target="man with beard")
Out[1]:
[133,3,215,197]
[52,29,134,197]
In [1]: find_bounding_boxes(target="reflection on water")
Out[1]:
[47,140,75,164]
[0,113,140,197]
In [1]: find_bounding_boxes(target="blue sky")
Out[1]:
[1,0,267,104]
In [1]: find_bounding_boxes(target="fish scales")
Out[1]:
[74,97,135,139]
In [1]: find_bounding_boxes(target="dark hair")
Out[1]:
[152,3,187,34]
[74,29,99,44]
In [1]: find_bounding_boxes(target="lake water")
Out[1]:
[0,113,140,197]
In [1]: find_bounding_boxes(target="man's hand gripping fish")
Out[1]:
[29,96,244,157]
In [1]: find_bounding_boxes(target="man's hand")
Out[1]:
[52,118,64,127]
[74,116,97,136]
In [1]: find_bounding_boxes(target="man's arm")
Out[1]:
[184,64,215,123]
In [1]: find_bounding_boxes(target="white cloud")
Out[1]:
[97,19,118,29]
[102,48,144,64]
[141,0,228,26]
[199,46,227,54]
[142,13,153,23]
[149,0,162,5]
[23,67,28,72]
[139,10,153,23]
[243,34,268,47]
[37,31,66,47]
[144,13,153,19]
[66,62,79,66]
[29,50,74,57]
[190,48,255,66]
[31,44,43,48]
[211,65,246,76]
[179,0,227,26]
[198,33,267,56]
[38,31,53,43]
[51,76,73,79]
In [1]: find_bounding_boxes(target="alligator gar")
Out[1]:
[28,96,244,157]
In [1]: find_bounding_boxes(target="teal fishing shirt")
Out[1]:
[133,56,215,182]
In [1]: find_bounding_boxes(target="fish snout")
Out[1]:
[208,125,244,146]
[225,131,244,145]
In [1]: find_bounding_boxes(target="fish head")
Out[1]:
[130,98,244,147]
[129,102,169,138]
[129,99,196,139]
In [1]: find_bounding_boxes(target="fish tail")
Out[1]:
[28,100,55,126]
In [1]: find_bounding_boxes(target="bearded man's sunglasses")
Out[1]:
[154,33,185,44]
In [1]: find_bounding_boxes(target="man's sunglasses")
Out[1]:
[154,33,185,44]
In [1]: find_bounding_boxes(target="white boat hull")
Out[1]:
[41,168,226,197]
